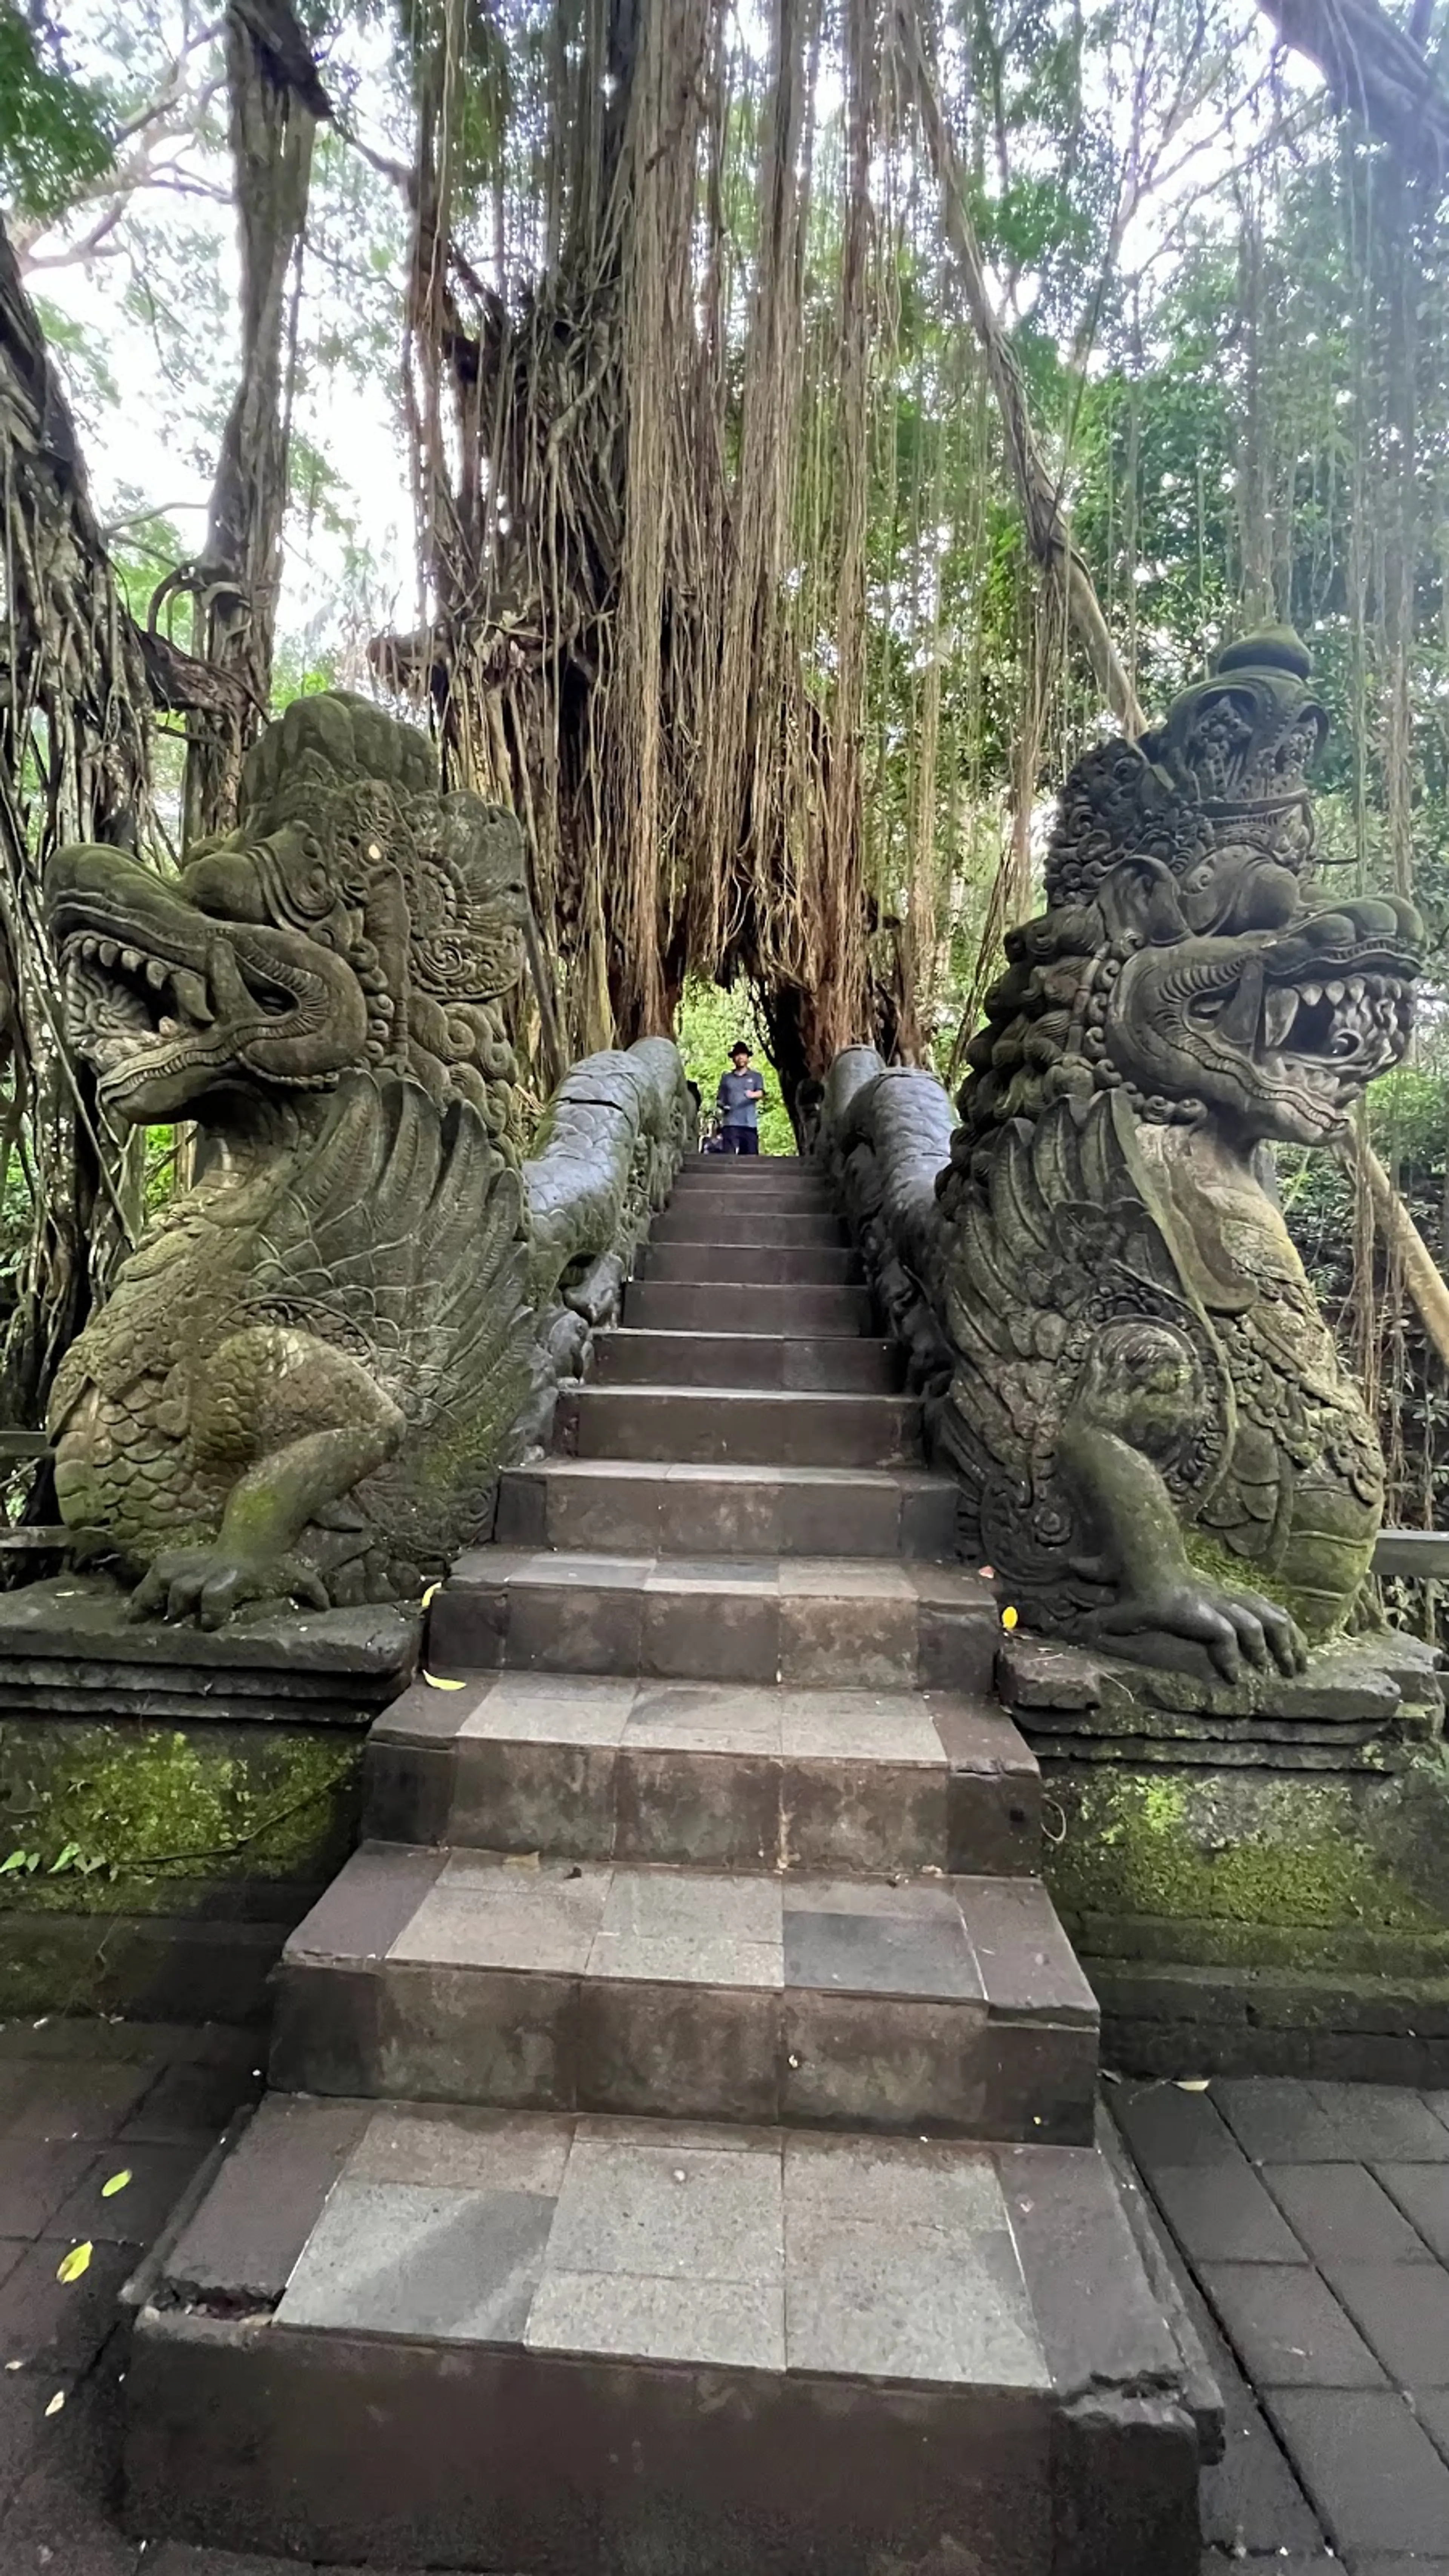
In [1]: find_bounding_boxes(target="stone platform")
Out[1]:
[117,1158,1206,2572]
[0,1579,417,2023]
[1000,1632,1449,2084]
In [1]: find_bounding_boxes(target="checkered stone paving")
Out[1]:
[1115,2072,1449,2573]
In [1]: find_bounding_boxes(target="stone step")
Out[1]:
[267,1844,1098,2141]
[673,1157,809,1179]
[666,1188,838,1222]
[591,1325,903,1391]
[426,1549,996,1688]
[557,1384,921,1466]
[651,1207,848,1246]
[624,1278,874,1335]
[672,1167,829,1192]
[125,2099,1200,2574]
[495,1458,952,1555]
[644,1239,861,1285]
[668,1198,838,1227]
[365,1672,1041,1877]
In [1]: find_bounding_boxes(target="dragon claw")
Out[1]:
[129,1547,329,1629]
[1092,1578,1307,1686]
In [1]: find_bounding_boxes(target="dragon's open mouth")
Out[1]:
[60,930,290,1104]
[1185,943,1415,1117]
[1257,971,1410,1078]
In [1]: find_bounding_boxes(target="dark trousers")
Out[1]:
[721,1124,759,1155]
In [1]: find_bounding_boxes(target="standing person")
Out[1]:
[716,1040,766,1155]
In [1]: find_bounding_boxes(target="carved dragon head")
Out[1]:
[959,631,1421,1159]
[47,693,529,1148]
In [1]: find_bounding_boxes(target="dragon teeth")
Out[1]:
[121,947,142,974]
[98,940,117,968]
[145,957,167,991]
[169,966,212,1025]
[1263,986,1298,1048]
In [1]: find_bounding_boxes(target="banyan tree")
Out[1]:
[5,0,1449,1547]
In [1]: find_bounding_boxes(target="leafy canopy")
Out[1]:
[0,4,114,223]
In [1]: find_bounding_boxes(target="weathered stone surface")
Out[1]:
[823,632,1424,1693]
[0,1573,417,1690]
[992,1620,1449,2038]
[1051,1750,1449,1971]
[0,1714,363,1912]
[44,697,688,1628]
[999,1631,1439,1734]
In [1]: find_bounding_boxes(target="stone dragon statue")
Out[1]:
[45,694,546,1627]
[936,630,1422,1687]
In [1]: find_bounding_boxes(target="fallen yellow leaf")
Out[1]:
[422,1670,466,1690]
[420,1581,441,1609]
[100,2170,132,2199]
[1000,1605,1018,1631]
[55,2242,92,2284]
[1175,2078,1211,2092]
[44,2390,65,2418]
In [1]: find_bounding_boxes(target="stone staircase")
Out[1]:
[123,1155,1203,2574]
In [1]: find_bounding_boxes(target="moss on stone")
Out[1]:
[1180,1526,1371,1650]
[1048,1763,1447,1942]
[0,1717,361,1911]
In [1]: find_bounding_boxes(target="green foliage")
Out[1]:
[0,1718,363,1910]
[674,982,796,1156]
[0,5,114,223]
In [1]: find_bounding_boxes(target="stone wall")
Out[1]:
[1000,1633,1449,2084]
[0,1583,413,2021]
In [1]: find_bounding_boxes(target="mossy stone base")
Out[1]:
[0,1573,413,2017]
[0,1715,363,1904]
[1045,1754,1449,2079]
[0,1713,364,2018]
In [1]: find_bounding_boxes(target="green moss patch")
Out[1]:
[0,1717,361,1912]
[1046,1757,1449,1976]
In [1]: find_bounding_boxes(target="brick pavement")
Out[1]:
[5,2013,1449,2573]
[0,2016,263,2576]
[0,2018,528,2576]
[1115,2072,1449,2576]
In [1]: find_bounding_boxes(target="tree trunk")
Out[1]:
[183,3,318,842]
[0,215,154,1426]
[1254,0,1449,185]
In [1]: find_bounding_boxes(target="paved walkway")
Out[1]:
[1115,2073,1449,2576]
[5,2014,1449,2572]
[0,2016,263,2575]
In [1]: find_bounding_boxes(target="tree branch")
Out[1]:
[1256,0,1449,182]
[895,0,1147,735]
[1337,1125,1449,1377]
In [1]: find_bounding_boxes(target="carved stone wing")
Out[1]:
[246,1072,535,1560]
[934,1089,1232,1624]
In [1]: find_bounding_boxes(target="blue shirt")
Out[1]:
[717,1069,764,1128]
